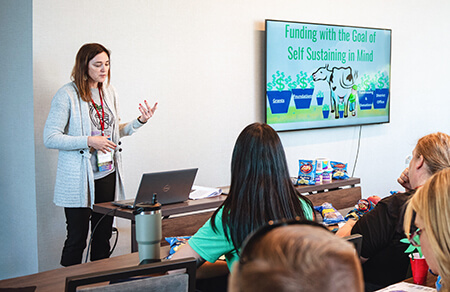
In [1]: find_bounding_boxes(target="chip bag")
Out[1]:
[345,198,375,221]
[330,161,349,179]
[164,236,191,259]
[314,202,345,225]
[297,159,316,185]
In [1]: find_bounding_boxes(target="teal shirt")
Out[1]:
[188,198,313,271]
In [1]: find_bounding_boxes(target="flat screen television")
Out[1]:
[265,19,391,131]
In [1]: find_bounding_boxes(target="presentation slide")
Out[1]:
[266,20,391,131]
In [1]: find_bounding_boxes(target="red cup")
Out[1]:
[410,256,429,285]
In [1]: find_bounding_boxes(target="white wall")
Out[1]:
[2,0,449,279]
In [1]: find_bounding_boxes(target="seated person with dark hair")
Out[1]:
[170,123,314,290]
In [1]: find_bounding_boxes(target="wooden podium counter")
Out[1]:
[94,178,361,252]
[94,195,227,252]
[220,177,361,210]
[296,177,361,210]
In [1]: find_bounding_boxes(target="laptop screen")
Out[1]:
[135,168,198,206]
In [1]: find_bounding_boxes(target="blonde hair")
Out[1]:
[415,132,450,175]
[229,225,364,292]
[404,168,450,292]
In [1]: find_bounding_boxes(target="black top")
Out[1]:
[351,189,416,289]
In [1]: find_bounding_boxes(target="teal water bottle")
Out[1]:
[133,194,162,265]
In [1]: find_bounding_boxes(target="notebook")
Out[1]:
[112,168,198,209]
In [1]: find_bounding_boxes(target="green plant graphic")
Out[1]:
[400,232,423,259]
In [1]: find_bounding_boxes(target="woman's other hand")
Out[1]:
[88,136,117,153]
[138,100,158,124]
[397,167,412,191]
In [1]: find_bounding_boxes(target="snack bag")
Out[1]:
[297,159,316,185]
[322,169,332,183]
[315,158,325,184]
[367,195,381,205]
[315,170,323,184]
[314,202,345,225]
[345,199,373,221]
[164,236,191,259]
[322,160,333,183]
[345,195,381,221]
[330,161,349,179]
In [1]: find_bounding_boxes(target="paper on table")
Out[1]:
[375,282,436,291]
[189,185,223,200]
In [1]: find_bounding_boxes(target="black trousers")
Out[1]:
[60,172,116,267]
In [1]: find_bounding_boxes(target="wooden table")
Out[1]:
[0,245,174,292]
[404,273,438,288]
[295,177,361,210]
[94,195,227,252]
[95,178,361,252]
[1,257,438,292]
[94,195,227,220]
[296,177,360,193]
[221,177,361,210]
[0,252,141,291]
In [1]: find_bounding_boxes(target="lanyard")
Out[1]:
[90,87,105,136]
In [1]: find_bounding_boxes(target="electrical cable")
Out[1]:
[351,125,363,178]
[110,227,119,256]
[85,207,119,263]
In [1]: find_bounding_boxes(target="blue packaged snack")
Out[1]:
[330,161,349,179]
[297,160,316,185]
[345,198,377,221]
[164,236,191,259]
[314,202,345,225]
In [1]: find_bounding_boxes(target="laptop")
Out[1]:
[112,168,198,209]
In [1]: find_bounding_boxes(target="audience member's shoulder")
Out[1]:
[379,189,415,208]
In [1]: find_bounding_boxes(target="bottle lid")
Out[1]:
[133,193,161,214]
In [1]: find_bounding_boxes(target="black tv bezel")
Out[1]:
[264,19,392,132]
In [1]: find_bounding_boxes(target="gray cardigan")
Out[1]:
[43,82,144,208]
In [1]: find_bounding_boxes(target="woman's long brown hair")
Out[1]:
[71,43,110,102]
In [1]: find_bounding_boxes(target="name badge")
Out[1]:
[97,150,113,172]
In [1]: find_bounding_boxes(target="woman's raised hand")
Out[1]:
[138,100,158,123]
[397,167,412,191]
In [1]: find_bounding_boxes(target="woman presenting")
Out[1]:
[44,43,157,266]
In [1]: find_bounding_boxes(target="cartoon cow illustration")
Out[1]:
[312,65,358,118]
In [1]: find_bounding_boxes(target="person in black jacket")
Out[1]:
[351,132,450,291]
